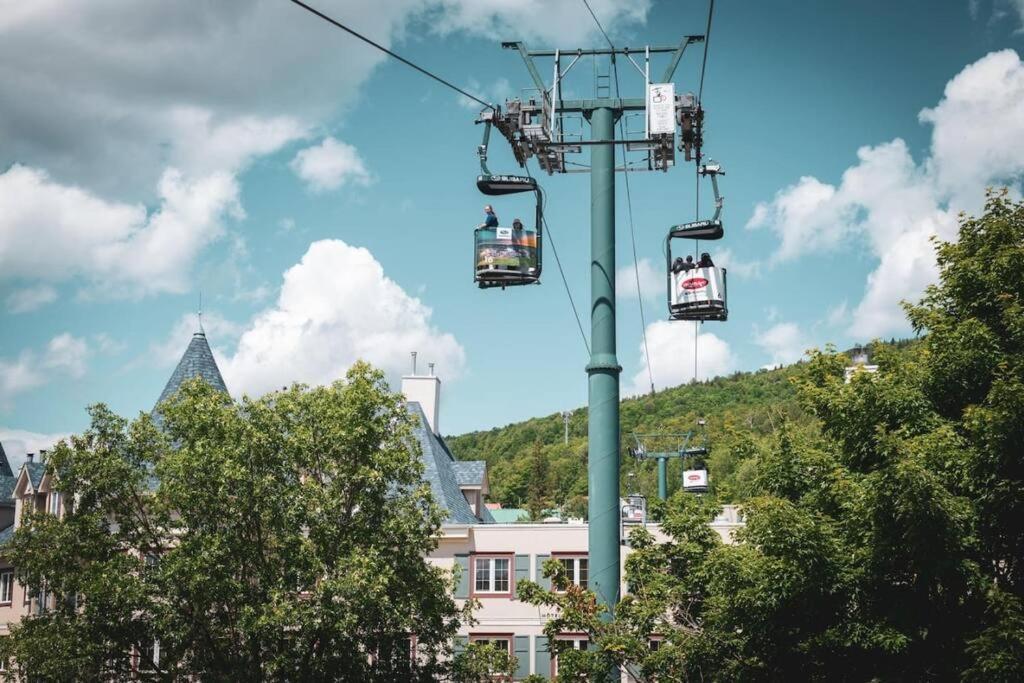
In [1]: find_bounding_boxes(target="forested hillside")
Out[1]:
[448,359,805,516]
[448,342,916,517]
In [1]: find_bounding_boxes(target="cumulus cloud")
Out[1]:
[0,165,242,297]
[290,137,372,193]
[458,77,514,110]
[5,285,57,313]
[221,239,465,396]
[755,322,808,368]
[0,0,648,198]
[616,258,663,301]
[747,50,1024,338]
[0,428,71,472]
[626,320,735,396]
[0,334,90,406]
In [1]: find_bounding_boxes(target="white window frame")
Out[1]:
[468,635,512,656]
[553,635,589,677]
[555,555,589,589]
[47,491,61,516]
[472,555,511,595]
[0,571,12,605]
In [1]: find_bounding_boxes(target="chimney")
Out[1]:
[39,449,47,463]
[26,453,34,464]
[402,358,442,435]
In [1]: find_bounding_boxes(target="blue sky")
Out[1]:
[2,0,1024,461]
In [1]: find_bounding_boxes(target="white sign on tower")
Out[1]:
[647,83,676,136]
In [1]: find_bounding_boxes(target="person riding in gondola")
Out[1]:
[672,254,695,273]
[480,205,499,229]
[698,252,714,268]
[512,218,524,231]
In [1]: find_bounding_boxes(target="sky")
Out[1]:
[2,0,1024,466]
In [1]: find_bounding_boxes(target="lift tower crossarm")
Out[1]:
[661,35,705,83]
[503,41,703,58]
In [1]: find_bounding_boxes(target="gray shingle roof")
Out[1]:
[0,476,16,506]
[452,460,486,487]
[0,442,13,478]
[155,331,227,409]
[407,403,485,526]
[25,461,45,490]
[0,524,12,547]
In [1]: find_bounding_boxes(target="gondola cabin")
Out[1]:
[474,225,539,287]
[669,264,727,321]
[665,219,728,321]
[474,173,544,289]
[682,468,709,493]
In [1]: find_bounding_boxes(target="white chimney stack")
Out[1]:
[402,360,442,435]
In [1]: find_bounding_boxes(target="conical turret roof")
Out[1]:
[155,331,228,409]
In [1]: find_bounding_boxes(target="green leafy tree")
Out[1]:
[1,362,468,681]
[526,441,551,520]
[450,642,517,682]
[519,191,1024,681]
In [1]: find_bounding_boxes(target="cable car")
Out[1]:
[665,162,728,321]
[473,111,544,289]
[682,418,709,493]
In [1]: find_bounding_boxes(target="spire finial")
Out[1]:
[198,291,205,333]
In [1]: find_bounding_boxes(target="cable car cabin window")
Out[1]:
[669,265,727,322]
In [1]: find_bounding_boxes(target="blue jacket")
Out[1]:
[484,212,499,228]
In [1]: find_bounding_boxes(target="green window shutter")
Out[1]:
[514,635,530,680]
[535,554,551,591]
[454,554,470,599]
[535,636,550,679]
[513,554,530,598]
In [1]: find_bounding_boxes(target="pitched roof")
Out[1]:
[407,403,484,526]
[0,475,16,507]
[452,460,486,487]
[24,461,45,490]
[155,331,228,409]
[0,442,13,478]
[0,524,12,547]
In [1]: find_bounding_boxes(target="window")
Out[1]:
[556,555,588,589]
[138,640,160,673]
[553,635,589,677]
[469,635,512,655]
[472,556,511,595]
[649,637,663,652]
[47,491,61,516]
[0,571,13,604]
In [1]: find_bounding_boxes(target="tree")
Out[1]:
[1,362,468,681]
[450,642,517,682]
[519,191,1024,680]
[525,440,550,521]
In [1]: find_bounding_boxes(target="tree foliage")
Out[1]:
[520,191,1024,681]
[1,362,468,681]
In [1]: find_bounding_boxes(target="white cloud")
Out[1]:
[714,248,762,279]
[626,320,735,396]
[0,0,649,198]
[221,239,465,397]
[746,50,1024,338]
[150,313,244,368]
[754,322,808,368]
[0,165,243,297]
[0,334,90,406]
[5,285,57,313]
[458,77,514,110]
[0,428,71,473]
[290,137,372,193]
[616,258,662,301]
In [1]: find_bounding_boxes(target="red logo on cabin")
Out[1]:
[687,474,702,482]
[681,277,708,290]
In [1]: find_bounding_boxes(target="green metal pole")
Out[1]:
[658,457,668,500]
[587,106,621,635]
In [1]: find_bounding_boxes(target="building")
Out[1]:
[0,328,744,679]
